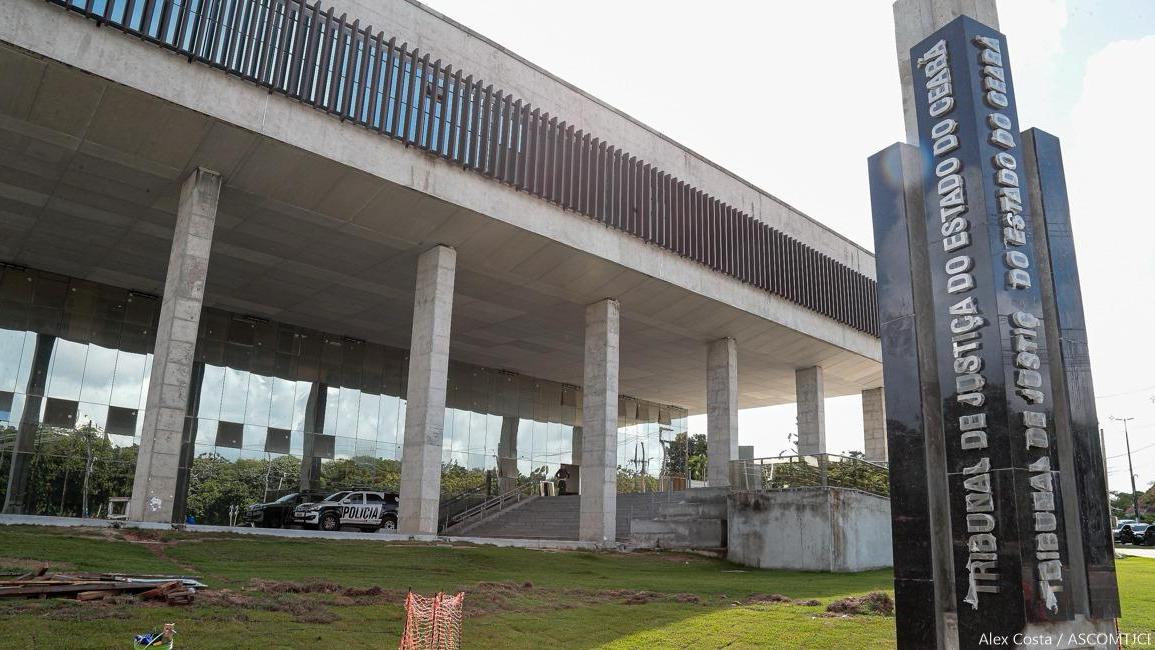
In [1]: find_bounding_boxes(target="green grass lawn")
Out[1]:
[1117,554,1155,644]
[0,526,1149,648]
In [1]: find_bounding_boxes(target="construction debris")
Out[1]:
[0,568,203,605]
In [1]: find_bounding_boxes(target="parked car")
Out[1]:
[1113,519,1138,543]
[1120,522,1155,546]
[244,491,327,528]
[293,490,399,532]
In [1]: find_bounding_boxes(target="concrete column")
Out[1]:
[496,415,519,494]
[570,425,583,469]
[298,382,327,493]
[129,167,221,523]
[861,387,888,463]
[398,245,456,535]
[795,366,825,456]
[706,337,738,487]
[579,299,619,544]
[893,0,998,144]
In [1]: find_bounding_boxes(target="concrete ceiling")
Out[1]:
[0,43,882,412]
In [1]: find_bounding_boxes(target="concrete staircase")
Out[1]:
[455,495,582,540]
[452,491,710,542]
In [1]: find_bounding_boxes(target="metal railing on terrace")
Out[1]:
[42,0,880,336]
[729,454,890,498]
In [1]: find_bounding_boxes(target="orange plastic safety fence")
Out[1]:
[399,591,464,650]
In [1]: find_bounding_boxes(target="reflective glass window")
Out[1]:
[219,368,249,422]
[43,398,78,428]
[265,427,291,454]
[0,329,29,393]
[215,421,244,449]
[46,340,86,400]
[109,350,148,410]
[79,344,117,405]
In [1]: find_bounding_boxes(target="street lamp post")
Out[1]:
[1111,416,1139,520]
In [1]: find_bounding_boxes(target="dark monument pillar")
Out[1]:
[870,14,1119,649]
[869,143,955,648]
[1021,128,1120,619]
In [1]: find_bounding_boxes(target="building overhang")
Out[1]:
[0,1,883,412]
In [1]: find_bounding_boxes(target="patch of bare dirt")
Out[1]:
[741,593,823,606]
[823,592,894,616]
[473,581,531,594]
[40,598,137,621]
[242,579,406,604]
[246,579,342,595]
[621,591,660,605]
[0,595,141,622]
[97,529,198,573]
[743,593,792,604]
[10,573,720,626]
[199,588,343,624]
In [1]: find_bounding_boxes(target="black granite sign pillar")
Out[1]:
[1022,128,1120,621]
[869,142,956,649]
[870,15,1119,649]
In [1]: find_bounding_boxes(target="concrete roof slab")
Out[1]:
[0,37,883,412]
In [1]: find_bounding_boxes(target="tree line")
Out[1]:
[0,424,701,525]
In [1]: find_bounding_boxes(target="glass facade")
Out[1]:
[0,266,687,524]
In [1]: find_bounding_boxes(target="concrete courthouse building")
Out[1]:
[0,0,888,544]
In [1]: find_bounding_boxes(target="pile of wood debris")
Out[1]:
[0,568,205,605]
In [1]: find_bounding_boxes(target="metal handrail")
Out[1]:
[443,482,536,532]
[436,483,490,533]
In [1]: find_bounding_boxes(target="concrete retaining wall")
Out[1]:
[726,488,893,572]
[626,487,728,549]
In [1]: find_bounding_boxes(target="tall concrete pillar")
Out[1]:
[570,426,583,468]
[861,387,887,463]
[706,337,737,487]
[496,415,519,494]
[298,381,328,493]
[579,299,619,544]
[398,245,456,535]
[130,167,221,523]
[893,0,998,144]
[795,366,825,456]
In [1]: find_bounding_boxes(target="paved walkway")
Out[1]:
[1116,545,1155,559]
[0,514,604,551]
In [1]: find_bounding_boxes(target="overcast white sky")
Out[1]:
[418,0,1155,494]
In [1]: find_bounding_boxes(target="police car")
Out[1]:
[292,490,399,532]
